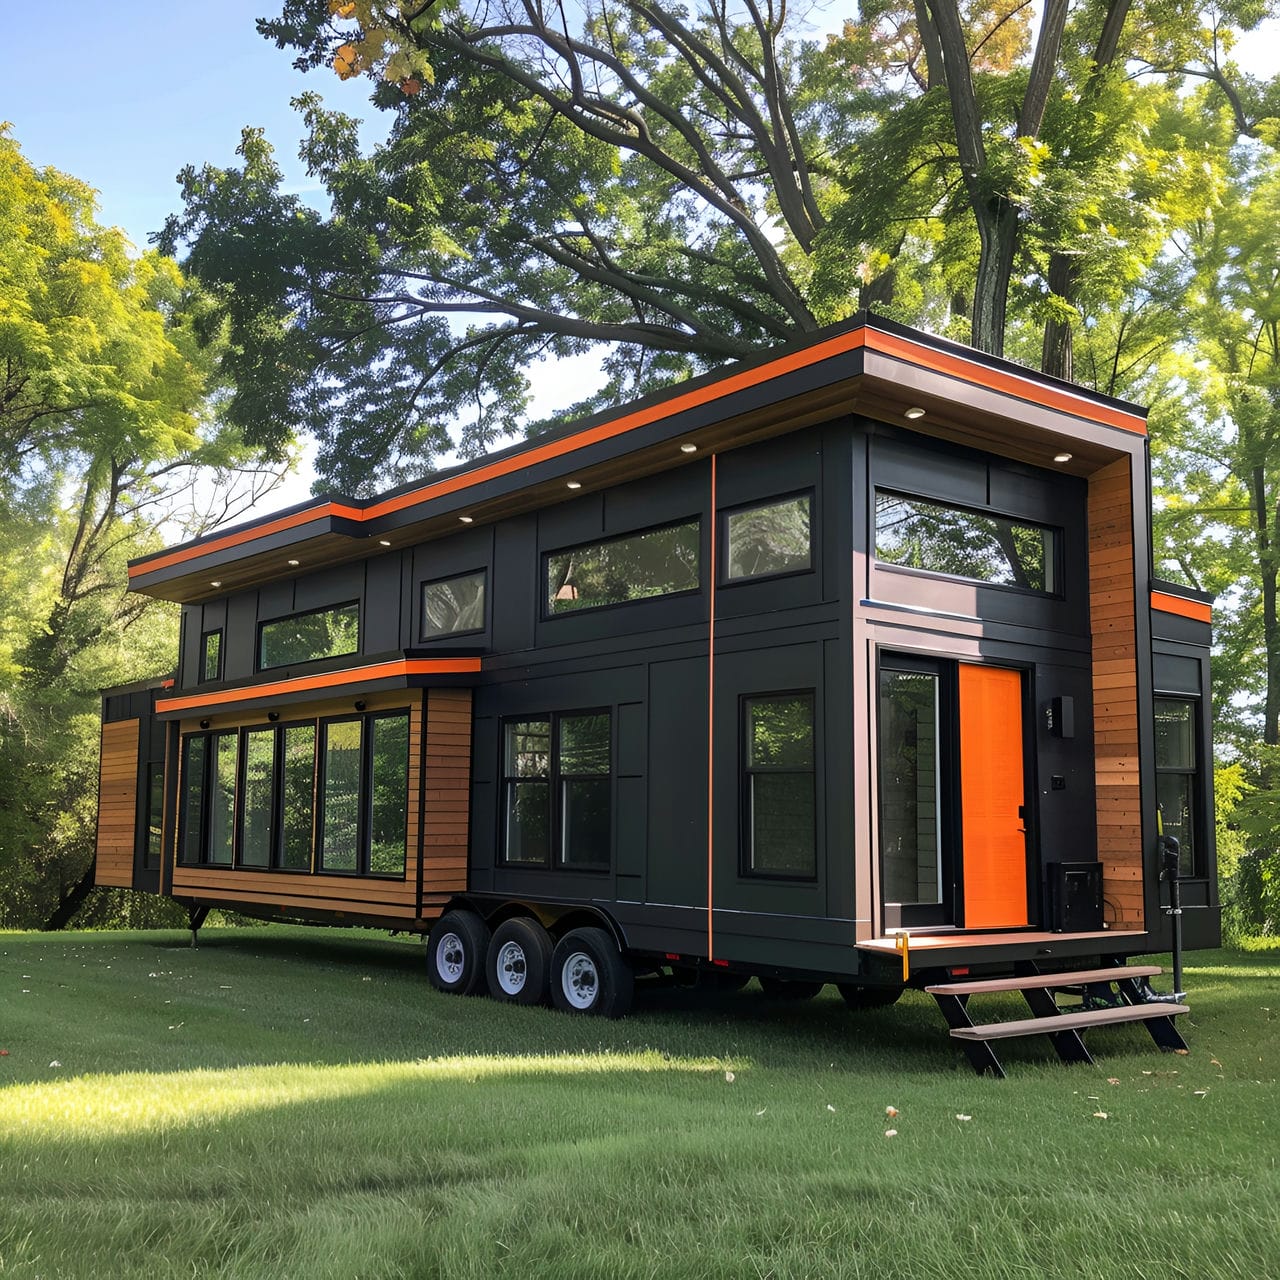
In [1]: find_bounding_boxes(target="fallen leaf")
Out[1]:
[885,1105,899,1118]
[1107,1078,1121,1086]
[884,1129,898,1138]
[48,1061,61,1068]
[827,1104,836,1113]
[1174,1049,1190,1056]
[0,1049,9,1056]
[1092,1111,1108,1119]
[755,1109,767,1117]
[1193,1090,1208,1097]
[1210,1058,1222,1068]
[724,1070,735,1083]
[955,1114,972,1122]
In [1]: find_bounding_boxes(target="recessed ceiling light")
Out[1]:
[1054,451,1073,464]
[680,442,698,454]
[904,406,927,420]
[287,559,300,566]
[459,515,474,524]
[566,480,582,490]
[210,580,222,588]
[378,538,392,547]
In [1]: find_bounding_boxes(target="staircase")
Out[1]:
[925,964,1189,1078]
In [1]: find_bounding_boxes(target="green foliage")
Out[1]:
[0,130,271,930]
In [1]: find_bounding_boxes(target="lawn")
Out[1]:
[1,926,1276,1279]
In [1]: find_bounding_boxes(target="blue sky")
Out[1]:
[5,2,378,250]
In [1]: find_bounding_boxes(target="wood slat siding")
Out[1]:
[422,687,472,904]
[1088,459,1143,929]
[96,719,140,887]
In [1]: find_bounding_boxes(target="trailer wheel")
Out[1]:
[426,910,490,996]
[836,983,903,1011]
[758,977,824,1000]
[551,927,634,1018]
[486,917,553,1005]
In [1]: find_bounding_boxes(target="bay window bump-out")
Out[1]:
[502,712,612,869]
[742,693,817,880]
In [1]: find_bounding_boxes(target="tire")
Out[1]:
[758,977,824,1000]
[836,983,903,1011]
[551,926,634,1018]
[426,909,490,996]
[486,917,553,1005]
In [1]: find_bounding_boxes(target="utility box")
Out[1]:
[1047,861,1104,933]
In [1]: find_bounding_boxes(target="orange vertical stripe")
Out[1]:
[707,453,717,961]
[959,665,1028,928]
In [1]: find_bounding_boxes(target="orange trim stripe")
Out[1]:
[706,452,717,962]
[155,657,481,715]
[864,330,1147,436]
[130,323,1145,583]
[1151,591,1211,624]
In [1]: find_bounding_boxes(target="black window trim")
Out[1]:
[257,600,361,673]
[542,516,702,620]
[419,567,488,643]
[200,629,223,684]
[739,689,819,883]
[718,488,816,587]
[1153,694,1205,880]
[872,488,1065,600]
[500,709,613,872]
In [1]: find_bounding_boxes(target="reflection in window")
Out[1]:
[179,736,207,865]
[201,631,222,683]
[547,521,699,614]
[320,719,363,872]
[743,694,816,878]
[878,670,943,908]
[146,764,164,869]
[239,728,275,868]
[280,724,316,871]
[504,720,551,864]
[875,492,1058,593]
[369,714,409,875]
[207,733,237,866]
[1155,698,1199,877]
[422,571,486,638]
[560,714,611,868]
[726,495,811,581]
[259,603,359,670]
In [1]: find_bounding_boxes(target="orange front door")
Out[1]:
[958,664,1028,928]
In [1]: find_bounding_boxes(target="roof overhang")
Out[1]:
[129,316,1148,604]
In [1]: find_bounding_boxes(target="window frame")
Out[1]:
[419,568,488,642]
[500,710,613,871]
[1153,696,1204,879]
[543,518,702,619]
[739,690,818,882]
[872,488,1063,598]
[719,490,815,586]
[200,629,223,684]
[257,601,361,672]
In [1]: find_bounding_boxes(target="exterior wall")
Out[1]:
[421,687,472,908]
[95,718,141,887]
[1087,458,1143,930]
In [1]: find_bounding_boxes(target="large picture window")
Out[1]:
[1155,698,1200,877]
[546,521,700,614]
[178,708,407,878]
[259,603,360,670]
[742,694,816,879]
[502,712,612,869]
[875,491,1059,594]
[724,494,812,581]
[421,570,486,639]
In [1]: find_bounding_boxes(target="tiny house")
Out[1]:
[95,315,1217,1020]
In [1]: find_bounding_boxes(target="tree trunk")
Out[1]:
[42,863,97,931]
[970,201,1019,356]
[1041,253,1078,379]
[1253,466,1280,748]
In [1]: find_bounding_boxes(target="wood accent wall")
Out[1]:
[421,687,472,908]
[96,719,140,887]
[1088,458,1144,929]
[169,688,467,927]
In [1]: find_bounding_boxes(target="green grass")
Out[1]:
[1,927,1276,1279]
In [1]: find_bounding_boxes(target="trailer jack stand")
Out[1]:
[188,905,209,947]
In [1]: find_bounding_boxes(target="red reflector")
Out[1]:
[951,966,970,977]
[665,953,681,961]
[712,958,729,967]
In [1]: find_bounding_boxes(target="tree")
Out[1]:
[0,129,284,928]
